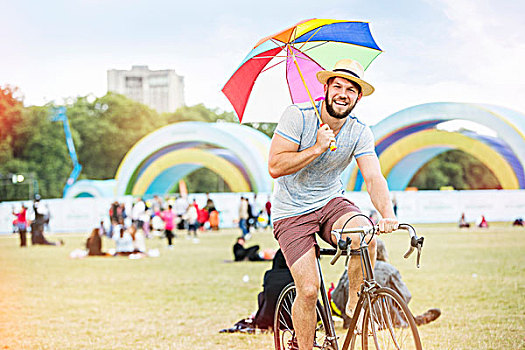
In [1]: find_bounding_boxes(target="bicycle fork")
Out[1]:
[341,244,378,350]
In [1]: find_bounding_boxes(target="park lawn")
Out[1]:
[0,224,523,349]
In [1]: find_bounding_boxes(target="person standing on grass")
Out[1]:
[175,195,189,230]
[13,204,28,247]
[268,59,398,350]
[265,196,272,228]
[238,196,249,238]
[131,197,146,230]
[161,205,176,247]
[186,199,199,242]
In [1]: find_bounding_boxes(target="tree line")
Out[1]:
[0,85,244,200]
[0,85,500,201]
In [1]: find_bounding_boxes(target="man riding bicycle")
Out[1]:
[268,58,398,350]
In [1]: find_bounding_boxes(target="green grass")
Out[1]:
[1,224,524,349]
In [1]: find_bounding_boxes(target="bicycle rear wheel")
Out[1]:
[274,282,334,350]
[362,287,421,350]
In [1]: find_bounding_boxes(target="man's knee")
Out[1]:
[297,282,319,304]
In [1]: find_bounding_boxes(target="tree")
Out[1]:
[409,150,501,190]
[0,86,39,200]
[67,93,165,179]
[173,167,231,194]
[164,103,237,124]
[0,85,24,164]
[0,88,273,198]
[244,122,276,139]
[22,106,72,198]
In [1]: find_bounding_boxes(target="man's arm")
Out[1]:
[268,124,334,179]
[356,154,398,232]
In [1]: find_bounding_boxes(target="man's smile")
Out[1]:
[333,99,348,107]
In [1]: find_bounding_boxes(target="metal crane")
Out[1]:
[51,106,82,197]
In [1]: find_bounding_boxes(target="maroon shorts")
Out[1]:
[273,197,361,268]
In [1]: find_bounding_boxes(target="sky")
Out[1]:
[1,0,524,126]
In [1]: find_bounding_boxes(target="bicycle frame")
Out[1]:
[318,235,378,350]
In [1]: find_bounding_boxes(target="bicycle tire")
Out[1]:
[361,287,422,350]
[274,282,334,350]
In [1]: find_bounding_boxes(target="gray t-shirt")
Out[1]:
[272,101,375,222]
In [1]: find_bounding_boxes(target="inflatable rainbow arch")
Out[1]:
[65,103,525,198]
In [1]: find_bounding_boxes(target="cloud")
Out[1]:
[434,0,525,85]
[354,0,525,123]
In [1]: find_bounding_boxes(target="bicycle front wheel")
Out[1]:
[362,287,421,350]
[274,282,334,350]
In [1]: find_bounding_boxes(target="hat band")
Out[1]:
[333,68,360,79]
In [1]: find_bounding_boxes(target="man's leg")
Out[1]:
[331,212,377,317]
[289,246,320,350]
[246,245,261,261]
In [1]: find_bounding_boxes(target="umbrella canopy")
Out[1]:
[222,19,382,124]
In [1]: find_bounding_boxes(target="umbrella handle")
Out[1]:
[320,123,337,151]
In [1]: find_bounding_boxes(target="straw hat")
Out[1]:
[316,59,375,96]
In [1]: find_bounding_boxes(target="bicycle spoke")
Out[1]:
[279,293,295,330]
[274,283,334,350]
[363,289,421,350]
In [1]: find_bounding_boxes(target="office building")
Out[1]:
[107,65,185,113]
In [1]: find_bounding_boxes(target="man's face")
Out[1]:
[324,77,362,119]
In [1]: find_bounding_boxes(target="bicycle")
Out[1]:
[274,220,425,350]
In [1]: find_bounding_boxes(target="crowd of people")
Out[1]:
[104,194,221,252]
[9,193,276,252]
[69,194,221,258]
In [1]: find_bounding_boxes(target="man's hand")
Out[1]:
[378,217,398,234]
[316,124,336,153]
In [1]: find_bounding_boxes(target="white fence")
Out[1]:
[1,190,524,234]
[347,190,525,224]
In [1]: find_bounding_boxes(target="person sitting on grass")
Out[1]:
[114,227,134,256]
[86,228,106,256]
[233,236,275,262]
[459,213,470,228]
[219,249,290,334]
[478,215,489,228]
[29,195,63,246]
[329,239,441,329]
[129,225,147,254]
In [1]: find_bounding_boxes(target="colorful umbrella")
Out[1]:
[222,19,382,125]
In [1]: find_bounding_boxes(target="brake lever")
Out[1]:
[403,235,424,268]
[330,234,351,265]
[415,237,424,268]
[330,248,342,265]
[330,231,342,265]
[416,245,422,268]
[403,246,415,259]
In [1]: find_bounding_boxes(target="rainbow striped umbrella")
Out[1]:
[222,19,382,124]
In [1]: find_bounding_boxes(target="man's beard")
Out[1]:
[325,91,357,119]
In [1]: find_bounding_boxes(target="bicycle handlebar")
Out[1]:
[329,224,424,268]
